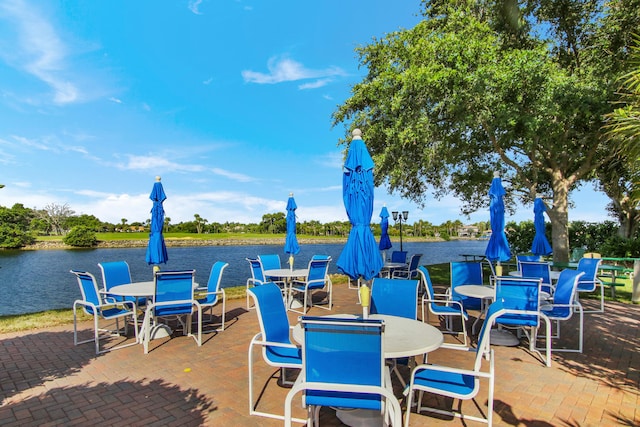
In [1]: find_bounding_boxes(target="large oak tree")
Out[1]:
[333,0,640,261]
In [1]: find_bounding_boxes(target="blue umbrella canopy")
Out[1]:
[145,177,168,265]
[378,206,392,251]
[284,193,300,264]
[337,129,384,280]
[485,172,512,263]
[531,197,552,256]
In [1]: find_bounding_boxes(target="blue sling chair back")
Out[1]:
[71,270,139,355]
[576,257,604,313]
[284,316,402,427]
[98,260,146,306]
[142,269,201,354]
[519,260,554,297]
[450,261,484,310]
[537,269,585,354]
[494,276,551,367]
[247,283,303,422]
[288,256,332,314]
[418,265,469,347]
[405,301,508,426]
[370,277,419,386]
[196,261,228,331]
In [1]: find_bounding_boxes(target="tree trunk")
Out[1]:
[546,179,571,263]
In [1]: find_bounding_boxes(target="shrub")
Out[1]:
[63,226,98,247]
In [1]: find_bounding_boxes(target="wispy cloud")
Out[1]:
[0,0,79,104]
[241,56,345,86]
[188,0,203,15]
[109,97,122,104]
[298,78,332,90]
[211,167,256,182]
[11,134,51,151]
[119,155,206,173]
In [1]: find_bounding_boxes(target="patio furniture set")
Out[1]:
[69,252,608,426]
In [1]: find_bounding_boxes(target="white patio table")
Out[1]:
[109,280,198,341]
[263,268,308,309]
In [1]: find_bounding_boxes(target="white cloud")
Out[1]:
[0,0,80,104]
[188,0,203,15]
[109,97,122,104]
[298,78,332,90]
[118,155,206,173]
[241,57,345,85]
[211,167,256,183]
[10,134,51,151]
[203,77,213,85]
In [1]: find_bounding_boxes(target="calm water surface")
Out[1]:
[0,240,487,316]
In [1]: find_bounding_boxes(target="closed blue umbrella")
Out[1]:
[531,197,552,256]
[284,193,300,269]
[378,205,392,261]
[337,129,384,281]
[145,176,168,266]
[485,172,511,268]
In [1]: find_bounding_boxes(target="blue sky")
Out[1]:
[0,0,611,227]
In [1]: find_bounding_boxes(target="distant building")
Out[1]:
[457,225,480,238]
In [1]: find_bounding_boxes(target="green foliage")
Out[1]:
[569,221,619,252]
[63,214,103,231]
[332,0,640,261]
[0,204,36,248]
[600,235,640,258]
[506,220,537,255]
[63,226,98,247]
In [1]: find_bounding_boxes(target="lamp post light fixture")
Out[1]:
[392,210,409,252]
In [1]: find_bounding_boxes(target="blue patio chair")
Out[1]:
[494,276,551,367]
[195,261,228,331]
[370,277,419,386]
[516,255,542,271]
[142,269,201,354]
[391,253,423,279]
[537,269,585,354]
[450,261,484,310]
[71,270,139,355]
[284,317,402,427]
[259,253,283,281]
[418,266,468,347]
[288,256,332,314]
[98,260,146,306]
[575,257,604,313]
[246,257,285,310]
[390,250,408,264]
[247,283,303,422]
[404,301,507,426]
[370,277,419,320]
[519,260,554,297]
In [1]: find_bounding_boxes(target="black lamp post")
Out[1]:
[392,210,409,252]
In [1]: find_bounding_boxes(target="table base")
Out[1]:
[490,329,520,346]
[336,408,383,427]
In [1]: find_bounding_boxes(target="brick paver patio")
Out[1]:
[1,281,638,426]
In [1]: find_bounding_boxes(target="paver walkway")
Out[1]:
[0,281,638,426]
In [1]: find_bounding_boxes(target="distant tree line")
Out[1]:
[1,201,638,256]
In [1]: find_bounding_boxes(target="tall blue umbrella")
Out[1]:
[531,197,552,256]
[284,193,300,269]
[145,176,168,266]
[337,129,384,281]
[485,172,511,269]
[378,205,392,260]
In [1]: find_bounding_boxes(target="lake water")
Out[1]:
[0,240,488,316]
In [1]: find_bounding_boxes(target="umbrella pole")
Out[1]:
[358,279,371,319]
[288,255,294,271]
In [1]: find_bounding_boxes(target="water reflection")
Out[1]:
[0,240,487,316]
